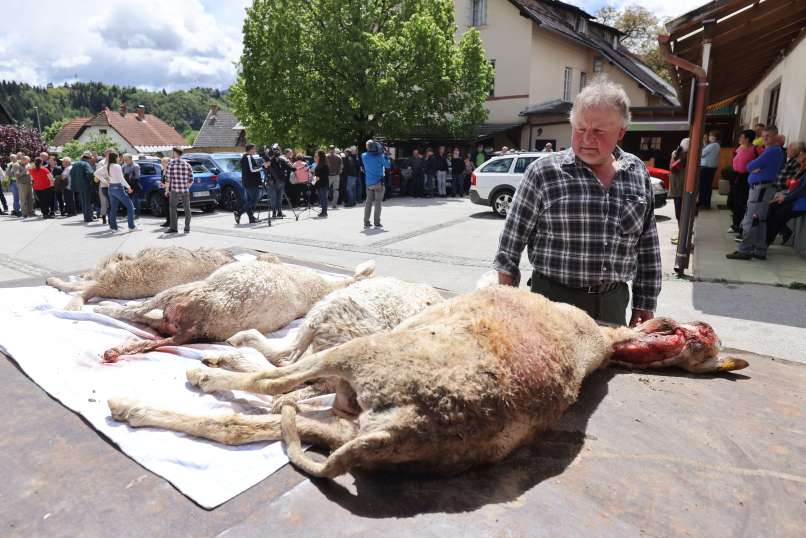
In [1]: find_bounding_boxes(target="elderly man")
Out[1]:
[494,79,661,326]
[726,126,785,260]
[70,151,96,222]
[121,154,141,218]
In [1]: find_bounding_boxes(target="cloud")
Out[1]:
[0,0,246,90]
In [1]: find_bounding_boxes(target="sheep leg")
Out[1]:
[281,405,391,478]
[46,276,92,293]
[201,349,272,372]
[102,335,187,363]
[187,351,336,396]
[108,398,358,449]
[226,329,295,366]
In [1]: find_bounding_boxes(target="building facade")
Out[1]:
[453,0,678,150]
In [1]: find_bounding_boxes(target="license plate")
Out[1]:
[193,190,210,198]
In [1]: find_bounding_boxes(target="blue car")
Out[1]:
[132,159,220,217]
[183,152,251,211]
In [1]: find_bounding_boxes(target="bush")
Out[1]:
[0,124,47,166]
[61,134,120,160]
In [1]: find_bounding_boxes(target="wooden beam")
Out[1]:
[667,0,748,37]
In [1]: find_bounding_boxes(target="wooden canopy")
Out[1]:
[666,0,806,107]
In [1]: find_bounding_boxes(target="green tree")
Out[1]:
[61,134,119,160]
[234,0,493,147]
[596,5,672,83]
[41,118,70,145]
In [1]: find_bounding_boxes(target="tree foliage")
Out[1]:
[234,0,493,147]
[596,5,672,83]
[61,134,120,161]
[0,125,46,163]
[41,118,69,145]
[0,81,228,134]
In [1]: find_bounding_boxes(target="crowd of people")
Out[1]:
[0,146,198,234]
[667,123,806,260]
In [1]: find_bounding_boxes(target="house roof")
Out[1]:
[665,0,806,107]
[507,0,679,106]
[86,109,187,150]
[520,99,573,116]
[52,117,92,147]
[0,102,14,124]
[193,109,244,148]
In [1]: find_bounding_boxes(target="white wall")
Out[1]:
[743,36,806,143]
[77,126,137,154]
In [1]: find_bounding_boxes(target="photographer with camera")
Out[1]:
[361,139,391,228]
[235,143,261,224]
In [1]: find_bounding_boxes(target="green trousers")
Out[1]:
[529,271,629,326]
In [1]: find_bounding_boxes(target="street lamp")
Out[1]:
[33,106,41,132]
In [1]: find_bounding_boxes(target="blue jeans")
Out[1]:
[271,182,285,215]
[108,184,135,230]
[241,186,259,216]
[345,176,357,206]
[318,187,328,215]
[10,181,20,213]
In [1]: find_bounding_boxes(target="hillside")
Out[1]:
[0,81,229,135]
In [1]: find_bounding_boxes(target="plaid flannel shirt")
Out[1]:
[494,147,662,312]
[166,158,193,193]
[776,156,800,191]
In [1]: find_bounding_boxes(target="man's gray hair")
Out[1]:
[791,140,806,153]
[569,78,632,129]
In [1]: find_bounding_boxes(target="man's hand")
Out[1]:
[498,272,515,286]
[772,193,785,204]
[630,309,654,327]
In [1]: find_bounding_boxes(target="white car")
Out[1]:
[470,152,668,217]
[469,152,549,217]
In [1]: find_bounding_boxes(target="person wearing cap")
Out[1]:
[70,151,97,222]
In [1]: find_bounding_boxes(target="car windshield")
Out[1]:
[216,158,241,173]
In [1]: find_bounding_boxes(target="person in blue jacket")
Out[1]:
[361,139,391,229]
[727,126,785,260]
[766,144,806,247]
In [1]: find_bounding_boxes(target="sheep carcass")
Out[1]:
[209,276,445,372]
[97,256,375,363]
[109,286,748,478]
[47,247,236,310]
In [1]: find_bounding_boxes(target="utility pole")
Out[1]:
[33,106,42,132]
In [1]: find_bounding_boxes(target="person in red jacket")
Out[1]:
[30,158,55,219]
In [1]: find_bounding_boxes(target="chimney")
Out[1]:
[136,104,146,121]
[210,104,220,117]
[120,103,127,116]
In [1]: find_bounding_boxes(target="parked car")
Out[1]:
[183,152,249,211]
[132,160,220,217]
[470,152,668,217]
[469,152,549,217]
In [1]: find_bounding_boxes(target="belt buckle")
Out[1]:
[585,284,599,294]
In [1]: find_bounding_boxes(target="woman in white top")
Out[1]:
[94,151,137,231]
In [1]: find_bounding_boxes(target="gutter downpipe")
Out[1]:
[659,22,715,275]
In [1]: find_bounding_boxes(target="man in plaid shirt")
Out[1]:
[494,79,661,326]
[165,147,193,234]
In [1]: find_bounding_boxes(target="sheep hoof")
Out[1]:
[108,398,139,423]
[186,367,212,390]
[226,329,264,348]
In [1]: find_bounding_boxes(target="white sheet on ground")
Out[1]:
[0,260,344,509]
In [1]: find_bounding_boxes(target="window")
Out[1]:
[472,0,487,27]
[99,129,107,135]
[139,164,157,176]
[217,157,241,173]
[640,137,662,151]
[563,67,573,102]
[593,58,603,74]
[480,158,514,173]
[580,71,588,91]
[489,59,496,97]
[514,157,538,174]
[766,84,781,127]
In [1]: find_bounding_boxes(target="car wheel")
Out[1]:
[492,189,514,217]
[149,191,168,218]
[202,203,216,213]
[220,186,241,212]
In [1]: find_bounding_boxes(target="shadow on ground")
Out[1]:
[691,281,806,328]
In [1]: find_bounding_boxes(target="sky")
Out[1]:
[0,0,706,91]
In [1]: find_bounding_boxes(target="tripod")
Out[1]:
[256,182,302,226]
